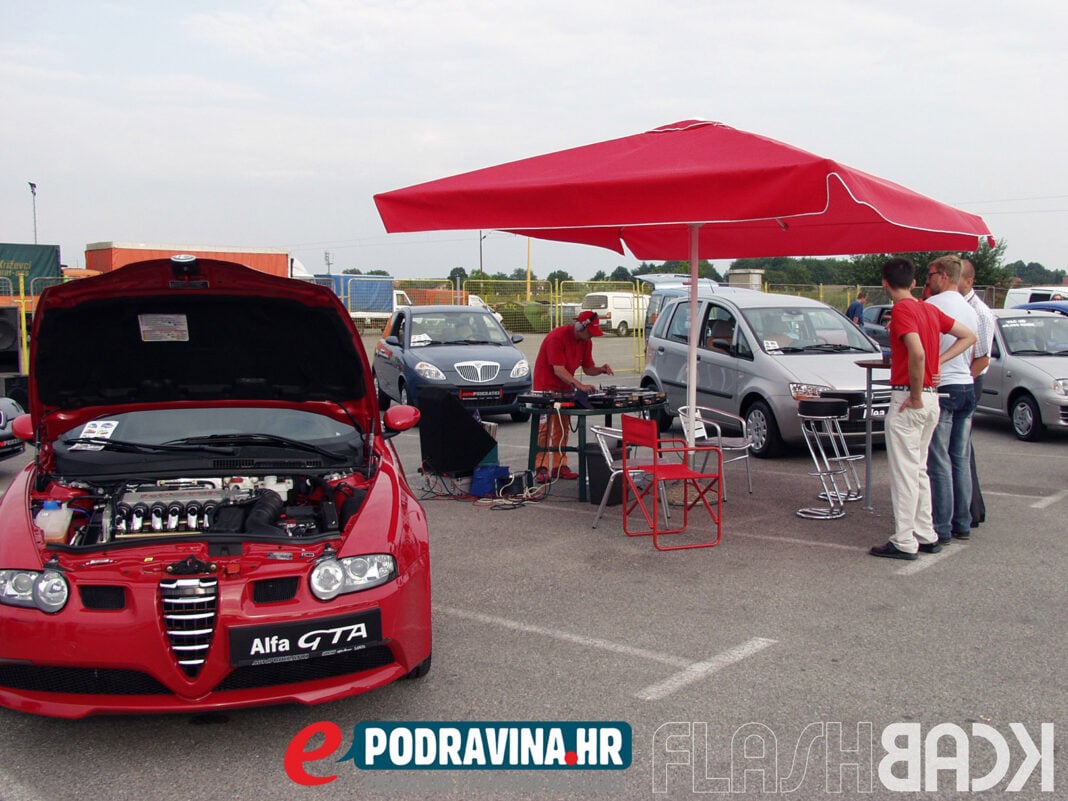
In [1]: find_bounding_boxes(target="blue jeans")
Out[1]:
[927,383,975,540]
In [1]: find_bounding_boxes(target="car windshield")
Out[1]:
[409,311,511,347]
[743,307,878,354]
[999,315,1068,355]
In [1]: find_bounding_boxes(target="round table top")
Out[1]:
[855,358,891,370]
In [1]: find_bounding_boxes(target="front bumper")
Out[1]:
[0,557,431,718]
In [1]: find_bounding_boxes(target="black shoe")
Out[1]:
[938,537,953,546]
[952,531,971,541]
[918,542,943,554]
[870,542,918,561]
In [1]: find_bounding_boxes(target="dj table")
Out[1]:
[519,388,665,502]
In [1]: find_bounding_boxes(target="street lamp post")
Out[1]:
[28,182,37,244]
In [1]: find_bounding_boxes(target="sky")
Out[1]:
[3,0,1067,280]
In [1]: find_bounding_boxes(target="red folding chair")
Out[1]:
[620,414,723,551]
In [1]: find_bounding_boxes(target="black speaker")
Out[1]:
[416,388,496,476]
[0,307,22,374]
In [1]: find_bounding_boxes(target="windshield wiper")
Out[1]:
[801,343,871,352]
[63,437,237,455]
[166,433,349,462]
[1009,348,1049,356]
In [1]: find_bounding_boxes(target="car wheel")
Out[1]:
[1011,394,1044,441]
[399,382,411,407]
[745,400,783,458]
[403,653,432,680]
[374,372,391,409]
[510,410,531,423]
[616,321,629,337]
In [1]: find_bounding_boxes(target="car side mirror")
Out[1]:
[382,404,420,439]
[385,335,401,346]
[13,413,34,442]
[511,333,524,344]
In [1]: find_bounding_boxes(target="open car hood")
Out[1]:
[29,257,373,430]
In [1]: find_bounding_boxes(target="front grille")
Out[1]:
[215,645,395,692]
[79,585,127,610]
[252,577,300,604]
[160,577,218,678]
[455,361,501,383]
[0,664,170,695]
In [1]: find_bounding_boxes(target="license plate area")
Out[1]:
[229,609,383,666]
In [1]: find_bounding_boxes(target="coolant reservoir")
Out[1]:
[36,501,73,544]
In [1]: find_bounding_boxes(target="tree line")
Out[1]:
[347,239,1065,288]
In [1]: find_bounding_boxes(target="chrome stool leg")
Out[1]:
[796,398,856,519]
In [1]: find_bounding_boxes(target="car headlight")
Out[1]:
[510,359,530,379]
[1054,379,1068,397]
[413,361,447,381]
[309,555,397,601]
[0,569,70,614]
[789,383,832,400]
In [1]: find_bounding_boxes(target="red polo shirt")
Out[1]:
[533,324,595,391]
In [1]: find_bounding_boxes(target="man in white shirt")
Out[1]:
[925,255,978,544]
[959,258,996,528]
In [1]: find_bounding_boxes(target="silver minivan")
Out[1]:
[642,291,888,456]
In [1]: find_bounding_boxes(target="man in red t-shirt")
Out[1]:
[870,257,976,561]
[532,310,614,482]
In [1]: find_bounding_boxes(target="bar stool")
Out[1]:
[796,398,864,519]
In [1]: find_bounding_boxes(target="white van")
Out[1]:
[580,291,649,336]
[1003,286,1067,308]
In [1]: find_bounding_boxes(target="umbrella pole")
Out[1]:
[685,223,701,447]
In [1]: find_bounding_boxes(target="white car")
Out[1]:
[975,309,1068,440]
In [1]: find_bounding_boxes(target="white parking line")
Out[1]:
[635,638,778,701]
[1031,489,1068,509]
[437,606,691,667]
[437,606,777,700]
[894,546,959,575]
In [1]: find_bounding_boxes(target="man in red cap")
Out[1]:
[532,310,614,482]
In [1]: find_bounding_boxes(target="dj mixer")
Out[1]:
[518,386,666,410]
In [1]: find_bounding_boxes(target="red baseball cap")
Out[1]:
[576,310,603,336]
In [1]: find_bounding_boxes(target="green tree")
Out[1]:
[510,267,535,281]
[342,268,363,275]
[365,269,391,276]
[609,266,633,282]
[546,269,573,285]
[448,266,468,286]
[591,269,609,281]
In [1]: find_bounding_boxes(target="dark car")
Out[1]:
[0,256,431,718]
[0,397,25,461]
[373,305,532,421]
[1014,301,1068,318]
[860,304,892,348]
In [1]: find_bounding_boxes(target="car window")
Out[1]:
[999,315,1068,354]
[700,305,737,354]
[665,301,691,343]
[742,307,875,353]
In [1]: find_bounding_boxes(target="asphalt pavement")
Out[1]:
[0,335,1065,801]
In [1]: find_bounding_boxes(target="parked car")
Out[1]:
[0,256,431,718]
[581,291,648,337]
[860,303,893,348]
[642,292,888,456]
[373,305,532,421]
[1014,300,1068,317]
[637,273,759,338]
[1002,285,1067,308]
[0,397,25,462]
[975,308,1068,441]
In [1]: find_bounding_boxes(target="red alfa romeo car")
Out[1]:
[0,256,432,718]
